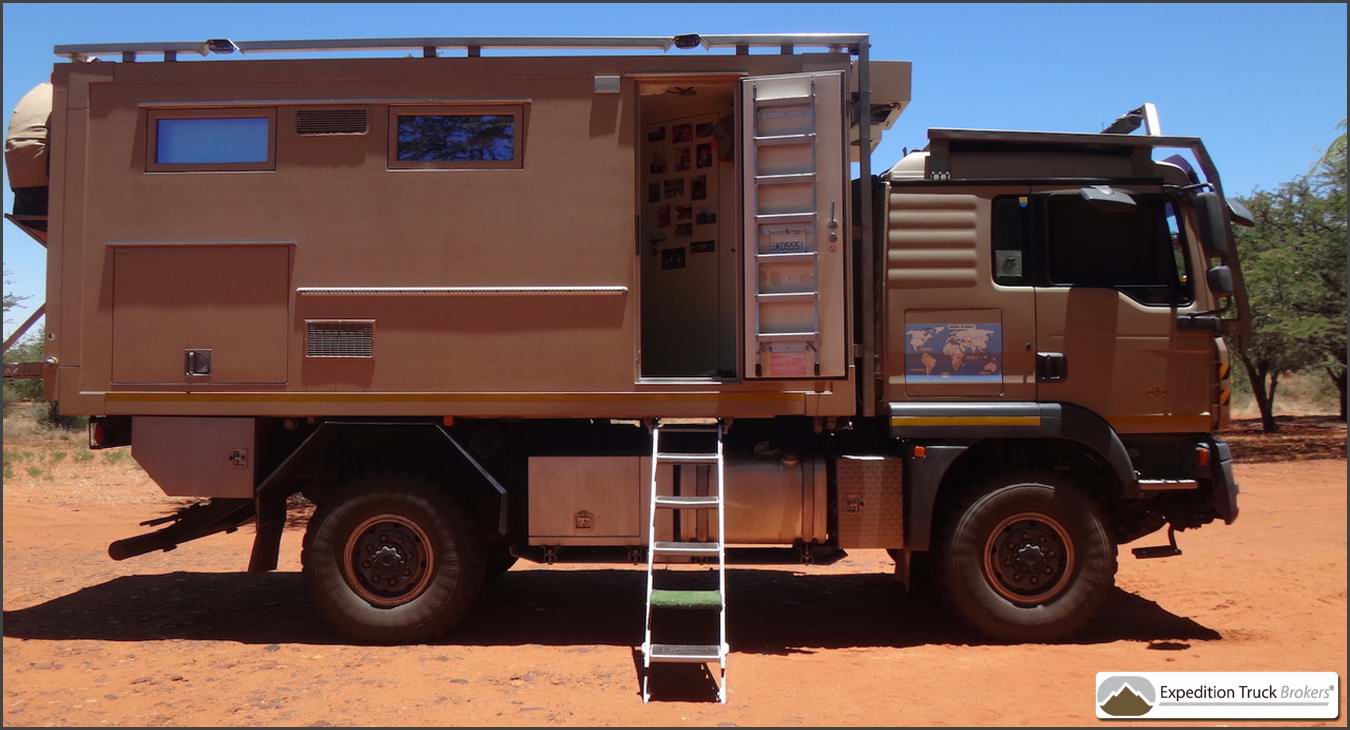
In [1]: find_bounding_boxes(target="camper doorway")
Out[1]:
[638,80,738,379]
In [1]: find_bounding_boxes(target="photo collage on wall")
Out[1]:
[645,115,718,270]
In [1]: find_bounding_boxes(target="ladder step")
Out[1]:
[654,495,720,508]
[754,94,813,108]
[756,331,819,340]
[757,291,818,301]
[754,172,816,185]
[754,212,816,223]
[753,132,816,146]
[755,251,817,263]
[653,541,721,556]
[646,643,725,663]
[655,452,719,464]
[649,589,722,610]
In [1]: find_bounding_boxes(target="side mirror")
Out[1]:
[1207,265,1234,296]
[1228,199,1256,228]
[1079,185,1137,212]
[1193,190,1230,256]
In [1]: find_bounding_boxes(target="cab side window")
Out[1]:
[1044,194,1190,305]
[989,193,1192,305]
[991,196,1031,286]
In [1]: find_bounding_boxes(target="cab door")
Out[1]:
[741,71,847,378]
[1029,186,1208,433]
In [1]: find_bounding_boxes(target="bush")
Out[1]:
[35,400,85,432]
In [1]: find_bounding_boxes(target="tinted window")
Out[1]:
[156,117,270,164]
[396,114,515,162]
[1044,194,1189,305]
[992,196,1031,285]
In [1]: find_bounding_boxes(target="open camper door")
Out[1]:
[742,71,848,379]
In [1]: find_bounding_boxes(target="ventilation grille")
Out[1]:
[296,109,368,136]
[306,320,374,358]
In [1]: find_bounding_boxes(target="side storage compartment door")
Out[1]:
[742,71,847,378]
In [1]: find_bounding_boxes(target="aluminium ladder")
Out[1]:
[641,421,729,703]
[747,75,824,378]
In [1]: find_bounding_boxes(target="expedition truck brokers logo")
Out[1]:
[1097,675,1155,717]
[1095,672,1339,720]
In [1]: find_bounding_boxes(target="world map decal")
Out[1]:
[904,322,1002,383]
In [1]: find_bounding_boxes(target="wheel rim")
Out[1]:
[981,511,1076,605]
[342,514,435,608]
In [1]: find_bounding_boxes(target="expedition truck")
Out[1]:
[4,33,1248,700]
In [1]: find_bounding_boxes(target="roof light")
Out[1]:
[672,34,703,49]
[206,39,237,55]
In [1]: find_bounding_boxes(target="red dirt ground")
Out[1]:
[2,431,1346,725]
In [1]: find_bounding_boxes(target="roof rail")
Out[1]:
[54,33,869,62]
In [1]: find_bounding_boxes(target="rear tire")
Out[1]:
[933,471,1116,642]
[302,475,485,643]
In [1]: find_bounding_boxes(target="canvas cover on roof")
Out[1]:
[5,82,52,190]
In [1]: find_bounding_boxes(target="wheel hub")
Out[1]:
[343,515,435,607]
[983,513,1075,605]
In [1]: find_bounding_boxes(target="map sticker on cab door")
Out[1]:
[904,323,1002,383]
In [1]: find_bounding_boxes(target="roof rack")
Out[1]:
[54,32,869,62]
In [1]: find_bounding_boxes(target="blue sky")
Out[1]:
[3,2,1346,336]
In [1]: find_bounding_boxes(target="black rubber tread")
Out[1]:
[301,474,485,643]
[932,470,1118,642]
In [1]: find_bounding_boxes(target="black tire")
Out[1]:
[933,471,1117,642]
[302,475,485,643]
[484,549,519,581]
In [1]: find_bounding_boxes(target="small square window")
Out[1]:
[388,105,524,169]
[147,109,276,172]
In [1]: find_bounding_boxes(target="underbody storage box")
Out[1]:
[835,455,903,548]
[131,416,257,498]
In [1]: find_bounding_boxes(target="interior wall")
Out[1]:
[639,84,737,378]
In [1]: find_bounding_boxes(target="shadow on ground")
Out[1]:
[2,567,1220,650]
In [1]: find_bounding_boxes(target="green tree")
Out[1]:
[2,267,25,325]
[1232,123,1348,430]
[1311,120,1347,417]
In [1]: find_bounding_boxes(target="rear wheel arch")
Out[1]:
[258,420,513,573]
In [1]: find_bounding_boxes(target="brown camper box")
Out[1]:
[5,33,1249,700]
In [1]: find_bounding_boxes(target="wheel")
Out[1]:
[484,549,519,581]
[302,475,485,643]
[933,471,1117,642]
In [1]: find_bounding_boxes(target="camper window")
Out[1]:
[146,108,276,172]
[387,105,524,170]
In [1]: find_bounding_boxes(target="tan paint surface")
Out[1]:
[46,53,890,418]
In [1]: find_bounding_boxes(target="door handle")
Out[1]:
[1036,352,1067,383]
[827,201,838,242]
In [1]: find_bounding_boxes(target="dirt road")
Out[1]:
[3,454,1346,726]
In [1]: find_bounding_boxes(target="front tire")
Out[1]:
[933,472,1116,642]
[303,476,485,643]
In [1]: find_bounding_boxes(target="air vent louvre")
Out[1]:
[306,320,374,358]
[296,109,368,136]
